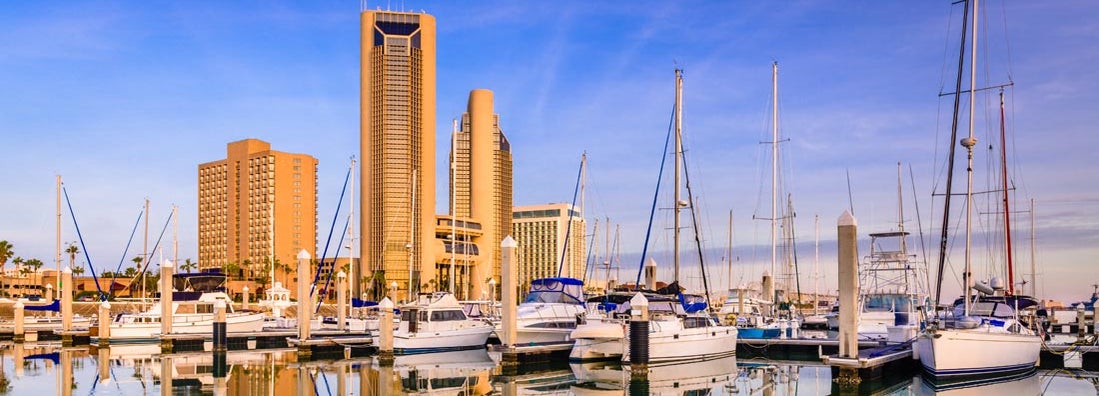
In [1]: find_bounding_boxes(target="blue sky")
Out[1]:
[1,1,1096,302]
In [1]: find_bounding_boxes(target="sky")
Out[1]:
[1,1,1096,303]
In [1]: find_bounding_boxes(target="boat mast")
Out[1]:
[933,0,971,308]
[962,0,980,316]
[1029,198,1036,296]
[56,175,61,292]
[269,190,275,285]
[348,156,356,297]
[898,162,908,291]
[727,210,734,292]
[771,62,779,303]
[451,119,458,297]
[604,215,610,283]
[998,90,1015,295]
[143,198,149,302]
[814,214,819,315]
[674,68,683,284]
[173,205,178,271]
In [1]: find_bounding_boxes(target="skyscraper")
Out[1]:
[512,203,586,289]
[360,10,437,301]
[451,89,513,298]
[197,139,317,297]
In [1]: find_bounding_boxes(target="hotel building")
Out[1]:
[197,139,317,297]
[359,10,437,301]
[512,203,586,289]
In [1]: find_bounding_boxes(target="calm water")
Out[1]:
[0,342,1096,395]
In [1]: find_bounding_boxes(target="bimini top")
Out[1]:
[172,269,228,293]
[524,277,584,305]
[951,295,1039,318]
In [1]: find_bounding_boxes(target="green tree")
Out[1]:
[72,266,85,277]
[180,258,196,274]
[240,259,252,280]
[123,267,137,278]
[0,241,14,297]
[131,256,143,275]
[224,261,241,281]
[65,242,80,270]
[23,258,43,296]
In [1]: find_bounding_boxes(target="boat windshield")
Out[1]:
[864,294,913,312]
[523,277,584,305]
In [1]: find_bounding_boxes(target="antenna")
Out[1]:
[845,168,855,215]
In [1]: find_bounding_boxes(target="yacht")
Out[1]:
[97,271,265,343]
[379,292,494,355]
[502,277,586,346]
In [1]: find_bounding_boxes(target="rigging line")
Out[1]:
[933,0,971,308]
[845,168,855,215]
[681,147,713,308]
[110,210,143,299]
[555,154,584,278]
[317,214,352,314]
[582,220,598,285]
[910,164,934,299]
[788,195,803,310]
[635,104,675,290]
[312,165,352,298]
[63,187,108,300]
[134,210,174,289]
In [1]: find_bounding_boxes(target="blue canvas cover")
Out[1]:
[524,277,584,305]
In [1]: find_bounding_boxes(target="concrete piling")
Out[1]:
[60,349,73,396]
[13,301,24,343]
[297,249,312,358]
[501,237,518,349]
[61,266,73,346]
[836,210,860,384]
[213,299,227,352]
[644,258,657,290]
[97,301,111,346]
[337,271,347,332]
[1077,305,1087,343]
[160,355,172,396]
[161,260,174,336]
[763,271,774,317]
[377,297,394,365]
[97,346,110,384]
[629,292,650,380]
[242,286,250,310]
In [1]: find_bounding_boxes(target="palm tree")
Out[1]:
[131,256,143,275]
[241,259,252,280]
[65,242,80,270]
[224,262,241,282]
[0,241,13,298]
[24,258,43,297]
[72,266,85,277]
[181,258,197,274]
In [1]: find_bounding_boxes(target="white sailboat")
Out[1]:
[571,68,737,363]
[915,0,1041,379]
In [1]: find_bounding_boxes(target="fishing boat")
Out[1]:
[99,270,265,343]
[916,0,1041,380]
[379,292,494,355]
[571,69,737,363]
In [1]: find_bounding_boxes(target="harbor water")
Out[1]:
[1,342,1096,395]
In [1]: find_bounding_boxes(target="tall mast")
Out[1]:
[962,0,980,316]
[1029,198,1036,296]
[727,210,734,291]
[998,90,1015,295]
[56,175,61,290]
[814,214,819,315]
[674,68,683,283]
[173,205,178,271]
[348,156,356,297]
[933,0,971,307]
[604,215,610,283]
[451,119,458,297]
[770,62,779,299]
[269,187,275,285]
[143,198,149,302]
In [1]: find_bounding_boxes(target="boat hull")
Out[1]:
[387,325,494,355]
[569,321,626,361]
[104,312,267,343]
[628,323,738,364]
[915,328,1040,379]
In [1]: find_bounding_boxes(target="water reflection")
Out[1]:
[0,342,1089,394]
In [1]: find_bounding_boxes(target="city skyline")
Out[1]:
[2,2,1097,302]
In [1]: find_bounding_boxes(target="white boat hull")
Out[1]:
[626,321,738,364]
[106,312,267,342]
[569,321,626,361]
[387,325,494,354]
[915,328,1040,378]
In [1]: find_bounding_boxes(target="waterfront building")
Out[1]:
[512,203,586,290]
[359,10,437,302]
[448,89,513,300]
[197,139,318,298]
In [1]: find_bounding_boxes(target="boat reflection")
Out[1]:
[570,355,737,395]
[917,369,1040,395]
[369,349,496,395]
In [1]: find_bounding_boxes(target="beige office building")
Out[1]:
[360,10,437,301]
[197,139,318,297]
[449,89,513,299]
[512,203,586,289]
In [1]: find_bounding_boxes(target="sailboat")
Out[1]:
[570,68,737,363]
[915,0,1041,379]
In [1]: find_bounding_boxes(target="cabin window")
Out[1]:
[683,317,710,329]
[430,310,466,321]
